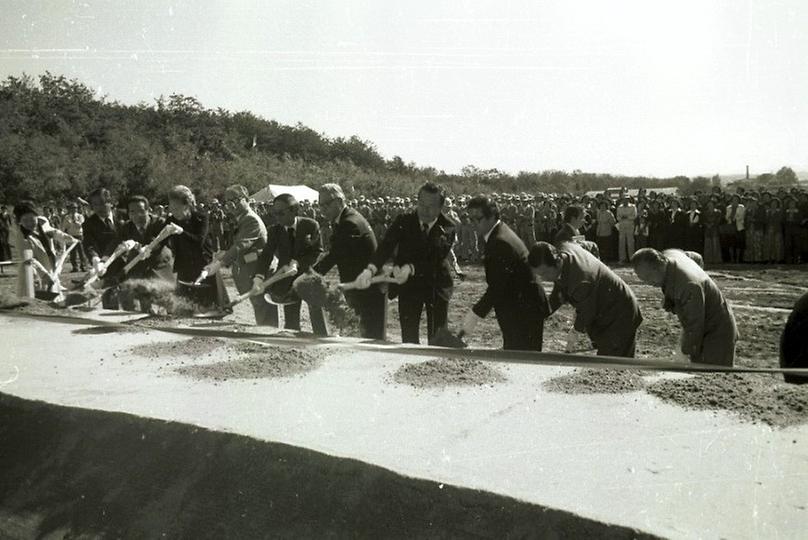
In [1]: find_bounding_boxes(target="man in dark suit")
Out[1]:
[110,195,174,310]
[462,195,548,351]
[116,196,173,281]
[313,184,386,339]
[554,205,584,246]
[355,182,456,344]
[530,241,641,357]
[83,187,120,269]
[253,193,328,336]
[83,187,124,308]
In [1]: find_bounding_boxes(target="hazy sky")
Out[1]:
[1,0,806,178]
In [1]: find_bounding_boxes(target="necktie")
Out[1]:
[287,226,295,252]
[421,222,429,241]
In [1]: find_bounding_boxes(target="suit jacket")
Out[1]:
[167,211,213,281]
[116,215,172,279]
[255,216,322,278]
[371,211,456,301]
[473,222,547,319]
[661,249,737,356]
[220,208,267,276]
[549,242,641,336]
[553,223,579,246]
[82,213,120,260]
[314,206,376,282]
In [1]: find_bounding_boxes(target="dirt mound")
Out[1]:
[543,369,648,394]
[175,342,323,381]
[392,358,506,388]
[647,373,808,428]
[129,337,225,359]
[0,290,29,309]
[0,394,651,539]
[118,279,201,317]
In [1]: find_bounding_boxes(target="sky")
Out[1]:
[1,0,806,178]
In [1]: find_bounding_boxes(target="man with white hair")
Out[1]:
[313,183,386,339]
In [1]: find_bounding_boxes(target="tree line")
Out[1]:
[0,73,798,205]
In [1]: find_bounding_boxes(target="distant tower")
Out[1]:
[746,165,749,180]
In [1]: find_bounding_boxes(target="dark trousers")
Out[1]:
[495,307,544,351]
[70,241,87,271]
[284,300,328,336]
[346,287,387,340]
[398,291,448,344]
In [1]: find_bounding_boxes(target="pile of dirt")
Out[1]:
[392,358,506,388]
[647,373,808,428]
[118,279,201,317]
[0,290,29,310]
[294,272,360,336]
[129,337,225,359]
[175,342,322,381]
[543,369,648,394]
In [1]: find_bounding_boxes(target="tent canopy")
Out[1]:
[250,184,319,204]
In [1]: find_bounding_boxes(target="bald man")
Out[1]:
[631,248,737,366]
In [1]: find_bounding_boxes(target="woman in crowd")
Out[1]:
[685,198,702,253]
[765,198,785,264]
[595,200,616,262]
[701,199,723,265]
[745,197,765,263]
[784,196,803,264]
[165,185,220,306]
[13,200,76,298]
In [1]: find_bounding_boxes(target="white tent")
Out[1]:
[250,184,319,203]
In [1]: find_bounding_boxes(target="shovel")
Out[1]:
[121,224,180,275]
[337,264,400,291]
[193,266,298,319]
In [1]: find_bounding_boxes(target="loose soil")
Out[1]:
[392,357,507,388]
[647,373,808,428]
[543,369,648,394]
[129,336,225,359]
[175,342,323,381]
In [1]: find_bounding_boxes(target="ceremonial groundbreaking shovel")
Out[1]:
[121,224,181,275]
[192,266,299,319]
[337,274,399,291]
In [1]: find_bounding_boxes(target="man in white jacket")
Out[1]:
[725,195,746,263]
[616,196,637,263]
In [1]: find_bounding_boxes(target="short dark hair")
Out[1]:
[273,193,299,214]
[89,187,111,203]
[13,200,38,222]
[630,247,666,268]
[563,205,583,224]
[127,195,150,209]
[528,242,559,268]
[417,182,445,205]
[467,195,499,220]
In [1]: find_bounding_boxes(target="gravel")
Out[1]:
[647,373,808,428]
[176,342,323,381]
[392,357,506,388]
[543,369,648,394]
[130,337,226,359]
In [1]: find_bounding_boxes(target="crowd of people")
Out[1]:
[3,180,773,374]
[6,184,808,273]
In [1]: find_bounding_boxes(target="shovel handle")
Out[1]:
[123,226,178,274]
[229,267,297,307]
[338,274,398,290]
